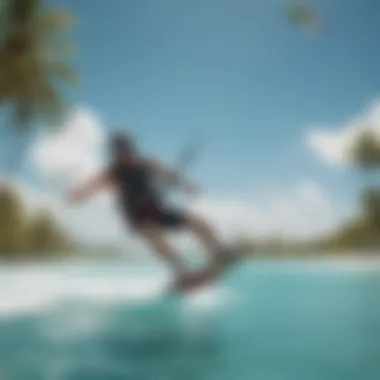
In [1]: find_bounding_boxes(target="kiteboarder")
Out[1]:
[68,132,239,291]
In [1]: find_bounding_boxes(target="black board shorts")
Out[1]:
[125,204,187,230]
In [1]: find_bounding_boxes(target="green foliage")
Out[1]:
[348,128,380,172]
[316,128,380,251]
[0,185,28,254]
[27,209,70,254]
[243,186,380,254]
[0,184,73,258]
[360,187,380,227]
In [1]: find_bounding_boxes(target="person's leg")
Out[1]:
[184,213,228,261]
[154,207,230,262]
[138,223,190,277]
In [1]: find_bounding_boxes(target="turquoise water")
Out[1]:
[0,260,379,380]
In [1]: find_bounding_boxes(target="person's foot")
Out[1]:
[170,271,199,292]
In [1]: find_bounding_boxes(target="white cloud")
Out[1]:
[307,99,380,167]
[30,107,106,189]
[188,180,343,242]
[25,107,125,244]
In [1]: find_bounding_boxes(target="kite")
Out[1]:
[284,4,323,34]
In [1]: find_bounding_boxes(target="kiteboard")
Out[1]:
[169,244,249,293]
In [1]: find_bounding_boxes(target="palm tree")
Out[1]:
[0,183,28,255]
[0,182,72,256]
[28,208,71,254]
[347,125,380,245]
[0,0,78,169]
[360,187,380,228]
[348,126,380,174]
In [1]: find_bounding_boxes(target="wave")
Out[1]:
[0,264,234,319]
[0,264,233,380]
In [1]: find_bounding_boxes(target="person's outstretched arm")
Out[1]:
[68,171,113,204]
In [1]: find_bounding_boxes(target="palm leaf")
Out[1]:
[49,39,77,57]
[42,9,76,29]
[33,9,75,49]
[348,128,380,171]
[35,82,68,127]
[46,61,79,85]
[5,0,40,22]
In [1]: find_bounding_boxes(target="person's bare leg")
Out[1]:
[185,214,226,261]
[138,224,189,277]
[138,224,202,290]
[183,214,243,289]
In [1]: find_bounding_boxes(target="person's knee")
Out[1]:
[186,213,210,232]
[137,223,159,241]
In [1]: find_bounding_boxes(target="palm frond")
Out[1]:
[349,128,380,171]
[46,61,79,85]
[50,39,77,57]
[32,9,75,46]
[41,9,76,29]
[5,0,40,22]
[36,81,68,127]
[10,99,35,130]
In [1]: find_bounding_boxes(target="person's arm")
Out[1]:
[68,171,113,204]
[144,158,198,195]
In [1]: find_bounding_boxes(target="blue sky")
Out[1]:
[3,0,380,242]
[45,0,378,197]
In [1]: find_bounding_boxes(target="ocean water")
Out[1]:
[0,258,379,380]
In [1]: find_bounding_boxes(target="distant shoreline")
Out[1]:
[0,250,379,266]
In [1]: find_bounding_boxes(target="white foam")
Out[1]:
[0,266,169,318]
[185,286,232,309]
[0,263,238,319]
